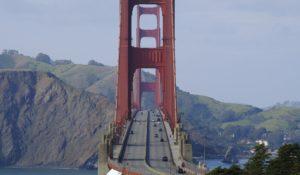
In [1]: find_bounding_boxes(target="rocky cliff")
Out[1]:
[0,70,114,168]
[1,51,300,162]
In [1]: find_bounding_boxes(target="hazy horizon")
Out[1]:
[1,0,299,108]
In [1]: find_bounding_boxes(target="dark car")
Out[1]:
[159,128,163,132]
[154,124,157,127]
[162,156,168,161]
[157,118,161,121]
[130,130,134,134]
[155,133,159,138]
[177,167,185,174]
[160,138,164,142]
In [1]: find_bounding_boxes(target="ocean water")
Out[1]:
[0,159,248,174]
[0,168,97,175]
[201,159,248,170]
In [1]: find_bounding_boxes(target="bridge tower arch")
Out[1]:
[116,0,177,129]
[132,5,162,110]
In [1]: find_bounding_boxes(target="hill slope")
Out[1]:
[1,50,300,159]
[0,50,117,99]
[0,70,114,168]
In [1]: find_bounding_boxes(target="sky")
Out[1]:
[0,0,300,108]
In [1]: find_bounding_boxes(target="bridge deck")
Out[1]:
[148,110,179,174]
[121,111,152,174]
[111,109,204,175]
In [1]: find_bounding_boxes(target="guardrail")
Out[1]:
[159,112,176,166]
[159,110,206,175]
[145,110,150,164]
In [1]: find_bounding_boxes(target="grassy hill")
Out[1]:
[1,50,300,158]
[222,106,300,132]
[0,50,117,99]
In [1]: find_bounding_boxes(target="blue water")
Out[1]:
[0,168,97,175]
[202,159,248,170]
[0,159,248,174]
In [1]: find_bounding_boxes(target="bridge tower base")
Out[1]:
[177,125,193,162]
[98,135,110,175]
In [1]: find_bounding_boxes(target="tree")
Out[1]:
[208,165,243,175]
[88,60,104,66]
[2,49,19,56]
[266,144,300,175]
[243,144,270,175]
[36,53,52,64]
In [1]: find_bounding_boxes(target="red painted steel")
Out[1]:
[141,82,156,92]
[133,5,162,109]
[116,0,177,129]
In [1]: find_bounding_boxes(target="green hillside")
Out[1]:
[0,50,116,98]
[1,49,300,158]
[222,107,300,131]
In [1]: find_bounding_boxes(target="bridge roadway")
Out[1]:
[121,110,150,174]
[120,110,181,175]
[148,109,178,174]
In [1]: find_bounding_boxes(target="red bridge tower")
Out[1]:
[116,0,177,129]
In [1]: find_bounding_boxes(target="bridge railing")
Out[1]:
[159,110,206,175]
[108,158,143,175]
[159,111,176,164]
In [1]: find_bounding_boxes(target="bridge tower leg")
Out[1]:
[116,0,177,129]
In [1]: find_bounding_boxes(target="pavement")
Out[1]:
[121,110,153,174]
[147,109,179,174]
[117,109,188,175]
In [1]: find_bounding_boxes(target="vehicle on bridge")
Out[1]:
[177,167,186,174]
[162,156,168,162]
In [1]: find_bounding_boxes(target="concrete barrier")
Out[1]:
[144,111,167,175]
[159,111,206,175]
[117,111,138,163]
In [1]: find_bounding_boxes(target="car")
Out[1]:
[155,134,158,138]
[177,167,185,174]
[159,128,163,132]
[152,119,155,122]
[157,118,161,121]
[154,124,157,127]
[162,156,168,161]
[130,130,134,134]
[160,138,164,142]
